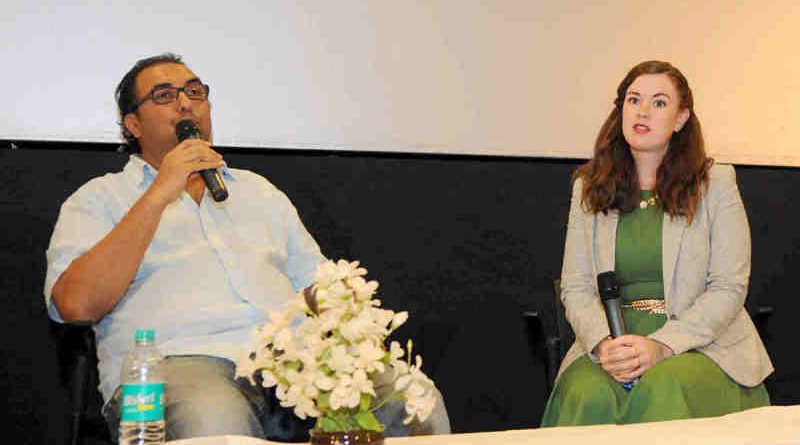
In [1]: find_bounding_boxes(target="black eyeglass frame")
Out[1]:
[132,80,211,111]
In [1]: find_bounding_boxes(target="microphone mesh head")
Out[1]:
[597,271,619,301]
[175,119,198,141]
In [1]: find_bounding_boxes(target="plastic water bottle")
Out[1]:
[119,329,166,444]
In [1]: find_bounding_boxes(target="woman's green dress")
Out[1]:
[541,191,769,427]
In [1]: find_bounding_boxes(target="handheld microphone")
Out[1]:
[175,120,228,202]
[598,271,625,338]
[598,271,636,390]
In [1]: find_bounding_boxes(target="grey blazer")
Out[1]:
[558,163,773,387]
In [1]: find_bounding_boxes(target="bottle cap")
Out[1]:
[135,329,155,342]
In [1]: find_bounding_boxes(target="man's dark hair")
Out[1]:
[115,53,185,153]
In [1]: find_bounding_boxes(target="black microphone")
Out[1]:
[598,271,637,390]
[175,119,228,202]
[598,271,625,338]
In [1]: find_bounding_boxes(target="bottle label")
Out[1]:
[120,383,165,422]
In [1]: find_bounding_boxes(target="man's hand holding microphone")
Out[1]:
[143,120,227,208]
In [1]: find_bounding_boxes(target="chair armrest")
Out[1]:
[522,311,560,396]
[754,305,773,340]
[49,320,110,445]
[51,320,95,384]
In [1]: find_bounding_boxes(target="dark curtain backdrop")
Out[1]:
[0,142,797,440]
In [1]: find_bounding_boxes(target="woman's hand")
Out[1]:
[595,335,674,382]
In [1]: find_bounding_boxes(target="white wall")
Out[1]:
[2,1,798,166]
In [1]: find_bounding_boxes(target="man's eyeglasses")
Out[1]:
[134,80,210,110]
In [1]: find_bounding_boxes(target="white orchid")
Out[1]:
[350,368,376,397]
[272,327,294,351]
[349,275,379,301]
[234,259,439,433]
[338,311,373,342]
[277,371,321,419]
[260,369,278,387]
[354,341,387,374]
[392,354,437,425]
[235,349,259,386]
[330,369,376,410]
[389,341,405,362]
[314,259,366,288]
[313,370,336,392]
[395,355,433,392]
[326,344,356,374]
[403,381,437,425]
[391,311,409,331]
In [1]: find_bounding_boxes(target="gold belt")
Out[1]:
[621,299,666,315]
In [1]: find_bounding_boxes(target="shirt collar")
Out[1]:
[125,154,237,189]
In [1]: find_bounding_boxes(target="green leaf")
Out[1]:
[284,361,300,372]
[321,347,332,361]
[359,393,373,412]
[354,411,383,432]
[317,416,342,432]
[331,413,360,431]
[318,413,365,432]
[317,392,331,410]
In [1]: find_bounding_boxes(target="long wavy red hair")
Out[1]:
[575,61,713,223]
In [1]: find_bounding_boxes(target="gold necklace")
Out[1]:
[639,195,657,209]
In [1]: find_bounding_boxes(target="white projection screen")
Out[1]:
[2,1,798,166]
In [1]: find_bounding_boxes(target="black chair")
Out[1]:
[50,320,111,445]
[522,279,571,396]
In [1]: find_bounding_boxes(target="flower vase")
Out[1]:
[309,429,385,445]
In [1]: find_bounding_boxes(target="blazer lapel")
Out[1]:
[662,214,687,304]
[595,210,619,275]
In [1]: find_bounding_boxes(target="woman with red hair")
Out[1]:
[541,61,772,426]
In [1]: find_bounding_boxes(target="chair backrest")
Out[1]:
[551,279,574,365]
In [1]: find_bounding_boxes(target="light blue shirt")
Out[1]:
[45,155,325,401]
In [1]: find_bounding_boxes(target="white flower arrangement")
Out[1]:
[236,259,438,432]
